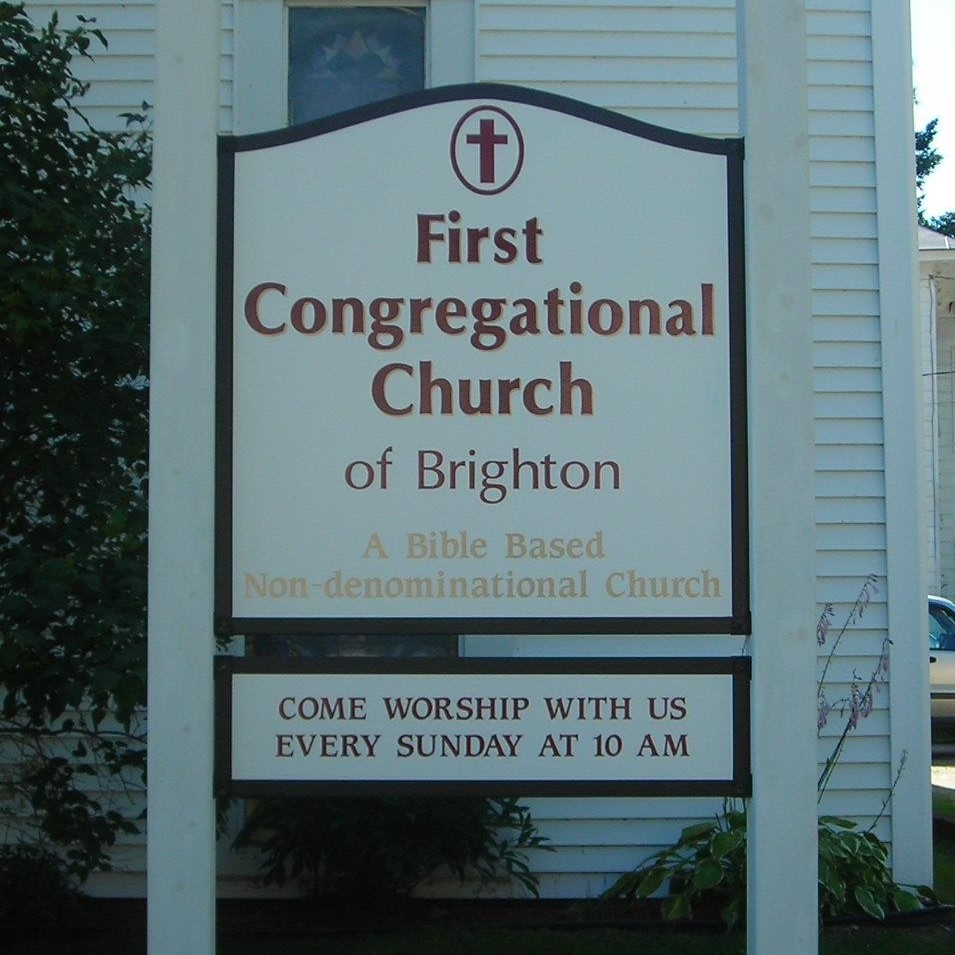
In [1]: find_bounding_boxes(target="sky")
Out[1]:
[912,0,955,218]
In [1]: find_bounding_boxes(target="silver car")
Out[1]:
[929,595,955,721]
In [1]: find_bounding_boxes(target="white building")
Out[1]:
[921,226,955,597]
[21,0,931,903]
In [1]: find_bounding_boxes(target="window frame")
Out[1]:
[287,4,429,125]
[233,0,475,135]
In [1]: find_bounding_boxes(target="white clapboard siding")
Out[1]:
[22,1,233,132]
[922,231,955,599]
[813,211,878,240]
[815,316,881,343]
[816,471,885,499]
[809,0,893,848]
[820,651,890,689]
[476,1,738,136]
[9,0,902,900]
[809,3,887,667]
[920,268,941,591]
[936,330,955,594]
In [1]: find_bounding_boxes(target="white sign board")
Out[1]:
[215,657,751,796]
[216,86,748,634]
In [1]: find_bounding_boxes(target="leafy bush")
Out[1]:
[0,843,86,930]
[602,802,746,929]
[602,806,936,930]
[604,577,937,928]
[233,795,550,899]
[818,816,935,920]
[0,2,150,877]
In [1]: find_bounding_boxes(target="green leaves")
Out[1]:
[605,576,935,930]
[817,817,934,922]
[852,886,884,920]
[232,796,550,899]
[634,865,668,899]
[601,799,748,929]
[605,806,937,930]
[692,858,724,891]
[0,2,149,878]
[710,828,744,860]
[662,894,691,920]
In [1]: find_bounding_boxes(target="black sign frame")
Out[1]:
[214,655,752,798]
[215,83,749,639]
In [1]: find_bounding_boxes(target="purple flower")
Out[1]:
[849,683,861,728]
[817,690,831,730]
[879,637,891,674]
[816,604,835,646]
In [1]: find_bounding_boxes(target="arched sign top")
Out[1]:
[220,82,744,159]
[215,84,748,637]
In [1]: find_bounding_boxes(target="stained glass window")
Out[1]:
[289,6,426,124]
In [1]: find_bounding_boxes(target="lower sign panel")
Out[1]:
[215,657,751,797]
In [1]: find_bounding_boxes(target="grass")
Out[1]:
[219,926,953,955]
[935,789,955,824]
[11,921,955,955]
[227,930,745,955]
[935,832,955,905]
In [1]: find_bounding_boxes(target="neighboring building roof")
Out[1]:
[920,226,955,315]
[920,224,955,251]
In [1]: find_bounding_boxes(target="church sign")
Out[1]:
[215,85,748,636]
[215,656,751,796]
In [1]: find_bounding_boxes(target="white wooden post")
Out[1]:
[736,3,818,953]
[147,0,220,952]
[872,0,934,888]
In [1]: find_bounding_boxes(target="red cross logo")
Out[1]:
[467,118,509,183]
[451,106,524,195]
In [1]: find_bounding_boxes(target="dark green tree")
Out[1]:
[928,210,955,238]
[916,117,942,221]
[0,3,150,877]
[916,116,955,237]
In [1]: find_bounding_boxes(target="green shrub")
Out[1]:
[1,1,150,878]
[602,801,746,929]
[233,795,549,900]
[818,816,934,920]
[602,807,936,929]
[604,578,937,929]
[0,843,86,930]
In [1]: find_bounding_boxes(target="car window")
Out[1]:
[929,602,955,651]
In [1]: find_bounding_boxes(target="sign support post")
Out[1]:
[736,3,818,953]
[148,1,813,946]
[147,1,220,952]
